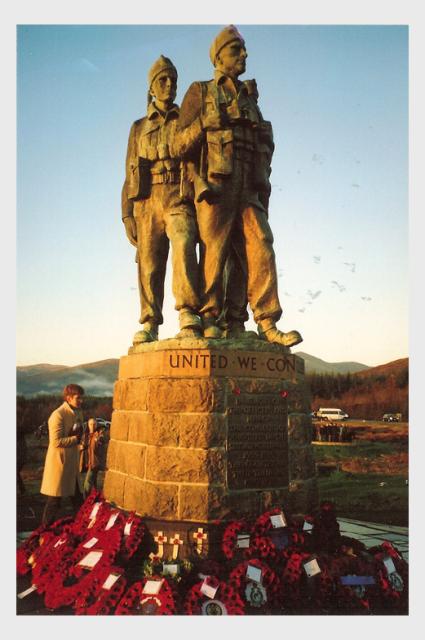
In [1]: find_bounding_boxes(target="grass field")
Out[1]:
[313,433,408,526]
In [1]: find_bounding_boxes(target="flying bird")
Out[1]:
[337,246,343,251]
[361,296,372,302]
[313,256,321,264]
[312,153,325,165]
[331,281,346,292]
[351,183,360,188]
[343,262,356,273]
[307,289,322,300]
[298,307,306,313]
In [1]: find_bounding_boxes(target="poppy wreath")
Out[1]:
[330,554,379,613]
[279,550,311,608]
[306,556,336,612]
[71,490,106,536]
[251,507,287,538]
[31,531,79,594]
[119,513,147,562]
[242,535,279,564]
[43,527,122,610]
[16,516,74,576]
[371,541,408,609]
[115,577,177,615]
[74,566,127,615]
[228,558,282,610]
[184,576,245,615]
[221,519,251,560]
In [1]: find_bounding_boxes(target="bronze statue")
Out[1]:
[121,56,201,344]
[173,26,302,347]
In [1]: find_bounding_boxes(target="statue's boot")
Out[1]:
[133,323,158,345]
[203,316,223,339]
[258,321,303,347]
[175,309,203,339]
[225,321,259,340]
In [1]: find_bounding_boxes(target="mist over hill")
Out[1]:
[17,353,370,397]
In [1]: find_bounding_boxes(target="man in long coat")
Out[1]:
[40,384,85,525]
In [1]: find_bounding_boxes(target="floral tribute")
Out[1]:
[115,577,177,615]
[17,494,408,615]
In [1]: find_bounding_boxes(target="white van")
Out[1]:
[316,407,349,421]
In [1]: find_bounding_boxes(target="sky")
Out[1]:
[16,23,409,368]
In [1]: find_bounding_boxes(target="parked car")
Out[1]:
[316,407,349,421]
[382,413,400,422]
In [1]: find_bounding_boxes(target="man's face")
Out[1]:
[66,393,83,409]
[88,418,97,432]
[150,72,177,105]
[217,40,247,78]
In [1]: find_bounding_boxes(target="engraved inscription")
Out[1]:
[227,395,289,490]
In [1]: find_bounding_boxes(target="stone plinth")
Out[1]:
[103,337,316,558]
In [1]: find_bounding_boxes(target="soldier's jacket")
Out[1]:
[174,70,274,195]
[122,102,182,219]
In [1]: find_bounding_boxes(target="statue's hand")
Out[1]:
[201,111,223,131]
[123,216,138,247]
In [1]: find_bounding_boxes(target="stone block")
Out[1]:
[106,439,117,470]
[110,411,130,442]
[123,478,179,520]
[145,446,226,484]
[289,478,319,515]
[288,413,313,447]
[147,378,225,413]
[110,441,146,478]
[103,470,125,508]
[127,413,226,449]
[113,379,149,411]
[289,445,316,481]
[179,484,227,521]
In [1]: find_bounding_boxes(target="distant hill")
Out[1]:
[309,357,409,420]
[294,351,370,375]
[17,359,119,397]
[18,352,370,397]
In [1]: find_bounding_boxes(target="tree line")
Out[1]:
[306,367,409,420]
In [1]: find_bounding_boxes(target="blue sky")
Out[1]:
[16,24,408,367]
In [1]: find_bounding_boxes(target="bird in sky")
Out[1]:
[313,256,321,264]
[361,296,372,302]
[351,183,360,188]
[307,289,322,300]
[343,262,356,273]
[331,281,346,292]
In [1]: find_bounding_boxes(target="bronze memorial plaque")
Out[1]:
[227,394,289,490]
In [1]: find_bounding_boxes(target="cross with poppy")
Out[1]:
[154,531,168,558]
[193,527,208,555]
[170,533,184,559]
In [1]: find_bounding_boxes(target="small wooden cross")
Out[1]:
[193,527,208,555]
[154,531,168,558]
[170,533,184,560]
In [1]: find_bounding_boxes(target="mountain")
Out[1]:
[17,352,371,397]
[17,359,119,397]
[293,351,370,375]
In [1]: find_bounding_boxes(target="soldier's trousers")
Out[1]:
[134,184,199,326]
[196,161,282,325]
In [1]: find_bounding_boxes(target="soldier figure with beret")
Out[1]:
[122,56,201,343]
[174,26,302,346]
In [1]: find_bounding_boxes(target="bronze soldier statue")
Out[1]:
[122,56,201,344]
[174,26,302,346]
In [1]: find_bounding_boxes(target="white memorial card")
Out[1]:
[236,534,250,548]
[17,584,37,599]
[163,563,179,576]
[90,503,101,519]
[303,520,314,531]
[124,521,133,536]
[303,558,321,578]
[83,537,99,549]
[246,565,262,583]
[200,578,219,599]
[102,573,121,590]
[105,512,119,530]
[78,550,103,568]
[142,579,164,595]
[383,556,396,574]
[270,513,287,528]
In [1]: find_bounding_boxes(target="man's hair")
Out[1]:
[63,383,85,399]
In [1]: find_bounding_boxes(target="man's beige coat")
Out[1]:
[40,402,82,497]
